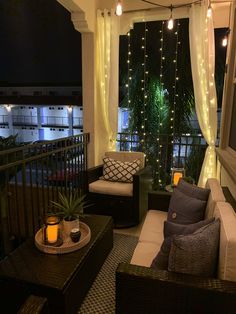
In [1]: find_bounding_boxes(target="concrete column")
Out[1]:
[7,106,13,136]
[68,107,73,136]
[81,32,96,167]
[37,107,42,128]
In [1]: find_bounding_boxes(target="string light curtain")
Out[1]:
[189,1,218,187]
[96,9,119,152]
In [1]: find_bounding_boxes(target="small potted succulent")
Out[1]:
[50,191,90,237]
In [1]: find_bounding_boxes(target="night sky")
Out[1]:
[0,0,82,87]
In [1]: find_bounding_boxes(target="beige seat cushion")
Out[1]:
[131,210,167,267]
[204,178,225,219]
[89,179,133,196]
[139,210,167,245]
[131,241,161,267]
[214,201,236,282]
[105,151,145,169]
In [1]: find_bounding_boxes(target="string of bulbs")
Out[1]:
[115,0,230,46]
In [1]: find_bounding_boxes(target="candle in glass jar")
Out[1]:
[173,172,183,186]
[46,216,59,244]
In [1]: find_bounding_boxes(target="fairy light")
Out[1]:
[170,20,180,174]
[126,31,132,111]
[140,22,149,152]
[156,21,165,188]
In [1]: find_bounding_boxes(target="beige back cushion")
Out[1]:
[204,178,226,219]
[105,151,145,169]
[214,202,236,282]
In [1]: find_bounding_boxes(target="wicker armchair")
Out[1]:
[115,190,236,314]
[85,151,152,228]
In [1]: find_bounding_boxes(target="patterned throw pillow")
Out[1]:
[102,157,141,183]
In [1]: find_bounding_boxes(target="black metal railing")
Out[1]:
[0,133,89,257]
[0,115,84,128]
[12,115,38,125]
[0,115,9,125]
[116,132,209,188]
[41,115,69,126]
[73,117,83,127]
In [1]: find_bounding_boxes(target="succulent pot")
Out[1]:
[63,218,80,237]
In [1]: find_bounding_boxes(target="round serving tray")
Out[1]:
[35,221,91,254]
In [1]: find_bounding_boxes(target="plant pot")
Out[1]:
[62,219,80,237]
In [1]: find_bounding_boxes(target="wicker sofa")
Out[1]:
[116,178,236,314]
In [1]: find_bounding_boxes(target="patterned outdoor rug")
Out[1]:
[78,232,138,314]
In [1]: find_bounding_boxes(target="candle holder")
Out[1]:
[171,168,185,187]
[43,215,63,247]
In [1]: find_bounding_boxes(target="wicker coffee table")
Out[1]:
[0,215,113,314]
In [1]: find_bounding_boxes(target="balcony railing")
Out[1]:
[41,115,69,126]
[0,115,9,125]
[12,115,38,125]
[0,134,89,258]
[116,132,210,188]
[73,117,83,127]
[0,115,84,128]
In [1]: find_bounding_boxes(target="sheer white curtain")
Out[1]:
[189,1,218,187]
[96,9,119,152]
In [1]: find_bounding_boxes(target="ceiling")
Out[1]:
[99,0,232,28]
[100,0,231,10]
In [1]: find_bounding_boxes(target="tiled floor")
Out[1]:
[113,214,146,237]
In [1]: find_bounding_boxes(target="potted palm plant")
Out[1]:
[50,191,90,237]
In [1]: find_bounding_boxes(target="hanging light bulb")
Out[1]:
[207,3,212,18]
[167,6,174,30]
[115,1,122,16]
[222,35,228,47]
[222,28,230,47]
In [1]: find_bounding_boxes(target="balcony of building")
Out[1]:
[0,1,235,313]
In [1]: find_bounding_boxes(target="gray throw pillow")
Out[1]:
[168,218,220,277]
[177,178,210,201]
[164,218,215,238]
[151,218,214,270]
[167,188,207,224]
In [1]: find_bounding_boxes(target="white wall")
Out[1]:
[0,126,10,138]
[73,107,83,118]
[41,106,69,126]
[43,127,69,140]
[0,106,8,115]
[13,127,39,143]
[12,106,37,116]
[12,106,37,125]
[73,129,83,135]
